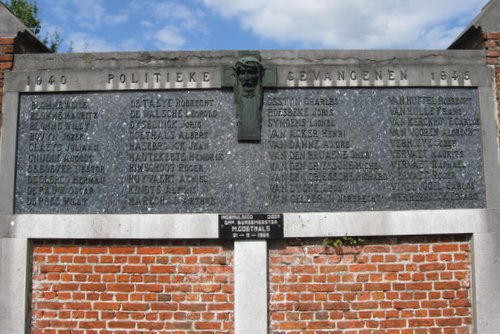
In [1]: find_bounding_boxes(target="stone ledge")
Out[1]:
[0,208,496,240]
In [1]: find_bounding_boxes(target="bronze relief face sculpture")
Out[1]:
[233,56,264,141]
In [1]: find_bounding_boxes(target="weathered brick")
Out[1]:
[41,265,66,273]
[432,243,459,252]
[53,246,79,254]
[94,302,121,310]
[122,303,148,311]
[0,54,14,62]
[434,281,461,290]
[94,265,120,273]
[278,321,308,330]
[79,321,106,329]
[484,32,500,39]
[407,282,432,290]
[0,44,14,53]
[109,247,136,254]
[67,265,92,273]
[137,247,162,254]
[487,49,500,57]
[419,263,446,271]
[0,37,15,45]
[79,283,106,291]
[80,247,108,254]
[122,265,148,273]
[393,301,419,309]
[107,321,135,329]
[391,244,419,253]
[138,321,164,330]
[378,264,405,272]
[364,283,391,291]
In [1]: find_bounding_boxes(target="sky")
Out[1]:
[31,0,491,53]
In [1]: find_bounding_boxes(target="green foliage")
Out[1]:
[6,0,41,34]
[323,236,365,262]
[322,236,365,248]
[6,0,61,52]
[43,29,61,53]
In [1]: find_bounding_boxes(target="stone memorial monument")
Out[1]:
[1,1,500,333]
[6,52,489,215]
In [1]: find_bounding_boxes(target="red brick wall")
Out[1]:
[31,237,472,333]
[0,37,15,132]
[269,236,472,333]
[484,32,500,147]
[31,240,234,333]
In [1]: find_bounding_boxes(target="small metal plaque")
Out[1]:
[219,214,284,239]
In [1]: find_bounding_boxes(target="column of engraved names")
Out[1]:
[127,96,222,209]
[265,92,387,208]
[23,97,103,208]
[388,94,481,204]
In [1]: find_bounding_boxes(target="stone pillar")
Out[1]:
[0,238,29,332]
[234,240,268,334]
[483,32,500,146]
[0,37,15,133]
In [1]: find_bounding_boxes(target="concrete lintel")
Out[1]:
[0,214,219,239]
[284,209,490,238]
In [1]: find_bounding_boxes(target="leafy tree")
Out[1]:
[6,0,41,34]
[6,0,61,52]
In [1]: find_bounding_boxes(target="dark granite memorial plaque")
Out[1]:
[15,88,485,213]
